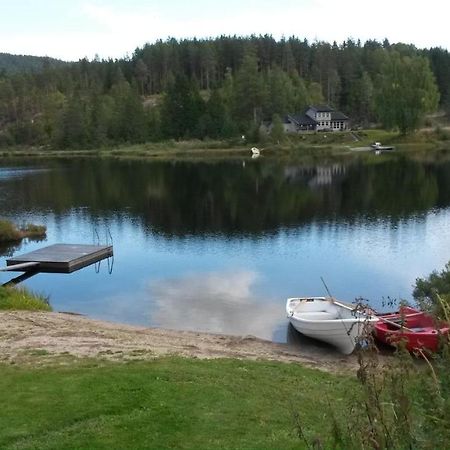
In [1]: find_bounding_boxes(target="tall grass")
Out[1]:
[0,286,51,311]
[0,219,46,243]
[0,220,21,242]
[294,335,450,449]
[295,262,450,449]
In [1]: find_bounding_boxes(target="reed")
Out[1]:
[0,219,46,243]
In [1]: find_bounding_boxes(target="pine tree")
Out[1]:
[134,59,148,95]
[233,48,265,128]
[202,89,227,138]
[161,74,204,139]
[56,93,89,149]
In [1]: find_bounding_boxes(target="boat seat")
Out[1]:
[299,311,339,320]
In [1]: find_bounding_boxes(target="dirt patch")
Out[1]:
[0,311,360,372]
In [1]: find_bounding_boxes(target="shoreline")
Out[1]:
[0,310,360,372]
[0,144,352,163]
[0,147,448,168]
[0,130,448,163]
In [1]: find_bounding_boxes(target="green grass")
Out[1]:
[0,286,52,311]
[0,357,356,449]
[353,128,450,149]
[351,129,399,147]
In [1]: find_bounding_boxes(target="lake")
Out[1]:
[1,155,449,343]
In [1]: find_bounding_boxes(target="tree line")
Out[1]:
[0,36,448,148]
[0,53,66,75]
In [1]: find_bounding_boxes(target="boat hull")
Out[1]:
[374,306,450,353]
[287,297,377,355]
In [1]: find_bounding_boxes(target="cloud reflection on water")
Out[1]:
[150,270,283,341]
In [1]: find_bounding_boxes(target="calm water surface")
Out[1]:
[1,156,449,343]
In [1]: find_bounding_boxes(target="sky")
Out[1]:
[1,0,449,61]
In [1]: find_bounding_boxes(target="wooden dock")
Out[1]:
[4,244,113,274]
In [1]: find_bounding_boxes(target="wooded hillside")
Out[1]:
[0,53,66,75]
[0,36,448,148]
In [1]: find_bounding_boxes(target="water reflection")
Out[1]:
[0,157,449,237]
[0,166,49,181]
[0,241,21,258]
[150,271,283,340]
[0,235,47,259]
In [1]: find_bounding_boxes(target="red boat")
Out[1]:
[374,306,450,353]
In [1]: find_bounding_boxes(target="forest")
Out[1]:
[0,36,448,149]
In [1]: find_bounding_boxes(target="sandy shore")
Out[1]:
[0,311,359,372]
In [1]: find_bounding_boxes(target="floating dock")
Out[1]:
[4,244,113,274]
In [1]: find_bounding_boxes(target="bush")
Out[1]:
[0,286,51,311]
[413,261,450,318]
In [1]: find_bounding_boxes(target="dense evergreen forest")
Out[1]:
[0,53,66,75]
[0,36,449,149]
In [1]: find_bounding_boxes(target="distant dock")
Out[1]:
[3,244,113,274]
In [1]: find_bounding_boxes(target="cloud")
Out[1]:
[82,269,284,341]
[149,270,284,340]
[1,31,125,61]
[81,2,160,31]
[2,0,449,60]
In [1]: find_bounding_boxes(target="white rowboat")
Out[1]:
[286,297,378,355]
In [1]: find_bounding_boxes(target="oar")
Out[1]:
[321,277,372,316]
[328,298,355,311]
[373,309,421,332]
[330,298,414,331]
[376,315,414,332]
[319,276,414,332]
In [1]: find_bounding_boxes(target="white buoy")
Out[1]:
[251,147,260,156]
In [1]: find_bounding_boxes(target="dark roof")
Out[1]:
[286,113,317,126]
[330,111,349,120]
[308,104,335,112]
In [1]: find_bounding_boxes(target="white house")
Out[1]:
[305,105,349,131]
[265,105,349,134]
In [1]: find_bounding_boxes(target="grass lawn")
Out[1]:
[0,357,356,449]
